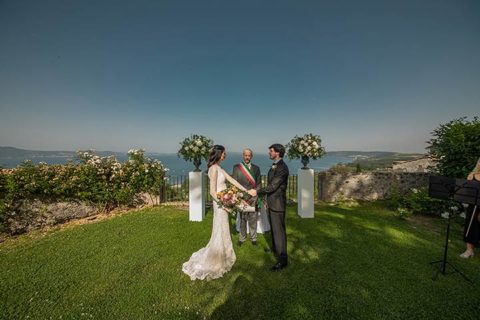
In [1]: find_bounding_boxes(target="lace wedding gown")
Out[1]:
[182,164,247,281]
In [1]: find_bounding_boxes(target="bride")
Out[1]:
[182,145,248,281]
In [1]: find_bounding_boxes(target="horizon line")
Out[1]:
[0,146,427,155]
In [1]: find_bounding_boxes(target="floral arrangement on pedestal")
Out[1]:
[286,133,325,169]
[177,134,214,172]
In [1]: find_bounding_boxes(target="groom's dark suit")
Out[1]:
[257,158,289,265]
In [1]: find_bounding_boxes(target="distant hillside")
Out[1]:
[331,151,427,171]
[0,147,419,160]
[326,151,397,157]
[325,151,402,161]
[0,146,426,172]
[0,147,122,158]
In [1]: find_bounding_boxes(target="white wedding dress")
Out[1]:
[182,164,247,281]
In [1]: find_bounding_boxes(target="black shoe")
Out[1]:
[252,241,257,246]
[237,241,244,246]
[270,262,287,272]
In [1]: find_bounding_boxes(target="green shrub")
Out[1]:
[1,149,168,223]
[427,117,480,178]
[328,163,355,174]
[388,187,460,218]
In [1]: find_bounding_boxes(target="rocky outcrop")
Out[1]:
[4,200,99,235]
[318,171,430,202]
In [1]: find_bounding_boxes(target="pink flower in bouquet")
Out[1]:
[216,185,250,214]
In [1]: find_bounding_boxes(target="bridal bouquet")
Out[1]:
[215,185,252,215]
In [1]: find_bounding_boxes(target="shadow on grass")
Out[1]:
[1,203,479,319]
[206,203,480,320]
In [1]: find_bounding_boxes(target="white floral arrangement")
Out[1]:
[177,134,213,163]
[286,133,325,160]
[127,148,145,157]
[76,149,168,179]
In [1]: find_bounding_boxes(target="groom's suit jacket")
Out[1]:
[257,159,289,212]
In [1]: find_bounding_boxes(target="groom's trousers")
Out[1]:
[268,209,288,265]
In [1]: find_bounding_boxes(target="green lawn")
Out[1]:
[1,203,479,319]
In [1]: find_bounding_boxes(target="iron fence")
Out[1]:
[159,173,322,203]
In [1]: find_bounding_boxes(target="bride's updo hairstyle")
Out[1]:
[207,145,225,168]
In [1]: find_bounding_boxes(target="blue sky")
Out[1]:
[0,0,479,153]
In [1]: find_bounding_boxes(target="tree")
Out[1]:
[427,117,480,178]
[355,162,362,173]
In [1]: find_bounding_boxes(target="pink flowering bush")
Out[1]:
[0,150,168,232]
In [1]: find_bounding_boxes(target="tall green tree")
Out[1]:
[427,117,480,178]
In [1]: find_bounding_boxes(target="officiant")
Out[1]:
[232,148,262,246]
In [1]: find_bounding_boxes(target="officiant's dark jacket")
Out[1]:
[257,159,289,212]
[232,162,262,191]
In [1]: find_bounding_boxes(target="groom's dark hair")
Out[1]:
[269,144,285,158]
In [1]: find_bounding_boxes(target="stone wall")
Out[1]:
[317,171,430,202]
[4,200,99,235]
[3,193,159,235]
[392,157,436,173]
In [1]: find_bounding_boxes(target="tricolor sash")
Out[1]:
[238,162,256,188]
[238,162,265,209]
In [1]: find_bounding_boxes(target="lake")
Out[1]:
[0,153,355,176]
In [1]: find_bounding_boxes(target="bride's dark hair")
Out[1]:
[207,145,225,168]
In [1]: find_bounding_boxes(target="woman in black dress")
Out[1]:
[460,157,480,259]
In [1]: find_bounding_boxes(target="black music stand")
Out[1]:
[428,176,478,284]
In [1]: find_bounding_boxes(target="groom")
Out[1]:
[248,144,289,271]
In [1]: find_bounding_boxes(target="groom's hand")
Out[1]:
[248,189,257,197]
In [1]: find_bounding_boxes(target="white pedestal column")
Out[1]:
[298,168,314,218]
[189,171,205,221]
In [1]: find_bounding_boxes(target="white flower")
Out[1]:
[441,212,450,219]
[411,188,418,194]
[196,140,203,147]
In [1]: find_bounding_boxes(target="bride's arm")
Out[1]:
[208,166,219,201]
[221,168,248,192]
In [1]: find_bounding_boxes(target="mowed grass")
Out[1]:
[1,203,479,320]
